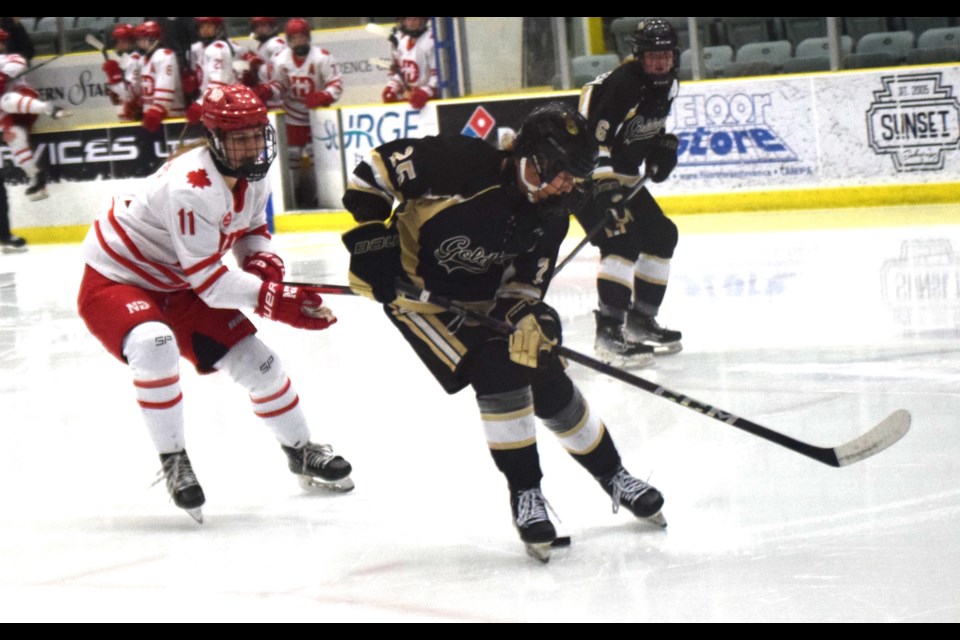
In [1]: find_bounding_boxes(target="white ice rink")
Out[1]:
[1,205,958,622]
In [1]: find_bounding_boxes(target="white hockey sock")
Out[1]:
[214,335,310,448]
[123,322,184,454]
[478,387,537,450]
[3,126,38,177]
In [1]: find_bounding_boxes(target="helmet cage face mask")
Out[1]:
[202,86,278,181]
[398,17,429,38]
[206,124,278,182]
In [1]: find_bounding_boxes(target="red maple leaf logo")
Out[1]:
[187,168,211,189]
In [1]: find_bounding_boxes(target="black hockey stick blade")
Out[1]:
[392,279,911,468]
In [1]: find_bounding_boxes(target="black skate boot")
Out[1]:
[1,235,27,253]
[282,442,354,492]
[511,487,557,563]
[594,311,654,368]
[25,171,48,202]
[598,465,666,527]
[625,310,682,354]
[158,450,205,523]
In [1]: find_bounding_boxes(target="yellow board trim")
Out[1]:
[14,182,960,245]
[586,18,605,55]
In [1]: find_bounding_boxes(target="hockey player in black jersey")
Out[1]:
[342,103,666,562]
[576,18,683,364]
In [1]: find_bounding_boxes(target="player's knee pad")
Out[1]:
[214,335,286,396]
[123,321,180,378]
[638,215,678,257]
[531,361,574,418]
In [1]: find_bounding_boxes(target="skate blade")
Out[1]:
[595,350,654,370]
[652,342,682,355]
[26,190,49,202]
[1,246,28,254]
[297,474,355,493]
[525,542,552,563]
[645,510,667,528]
[185,507,203,524]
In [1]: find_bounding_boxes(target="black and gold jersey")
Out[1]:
[343,135,569,304]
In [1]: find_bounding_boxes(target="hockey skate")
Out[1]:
[25,171,48,202]
[0,235,27,253]
[282,442,354,493]
[598,466,666,528]
[511,487,558,563]
[157,450,205,523]
[624,310,682,355]
[594,311,654,368]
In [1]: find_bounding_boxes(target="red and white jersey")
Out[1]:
[190,39,250,101]
[108,51,143,105]
[140,48,185,117]
[81,146,274,310]
[255,36,286,108]
[0,53,30,99]
[270,45,342,127]
[386,31,438,99]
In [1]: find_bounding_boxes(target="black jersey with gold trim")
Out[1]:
[343,135,570,304]
[579,62,678,178]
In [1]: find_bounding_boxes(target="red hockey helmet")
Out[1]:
[251,17,276,28]
[201,84,277,181]
[112,23,135,42]
[285,18,311,38]
[0,27,9,43]
[135,21,162,40]
[195,17,224,27]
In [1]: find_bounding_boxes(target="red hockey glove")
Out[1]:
[408,87,430,110]
[382,86,400,103]
[181,71,199,96]
[142,106,166,133]
[253,83,274,104]
[242,252,286,282]
[102,60,123,84]
[185,102,203,126]
[304,91,335,108]
[255,282,336,331]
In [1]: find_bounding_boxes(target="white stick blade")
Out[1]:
[365,23,394,38]
[834,409,911,466]
[85,33,105,51]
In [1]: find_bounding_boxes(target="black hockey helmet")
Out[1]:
[513,102,598,182]
[631,18,680,84]
[398,17,429,38]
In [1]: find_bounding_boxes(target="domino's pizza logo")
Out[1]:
[866,73,960,172]
[461,106,495,139]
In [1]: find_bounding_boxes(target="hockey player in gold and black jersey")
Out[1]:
[576,18,683,364]
[342,103,666,561]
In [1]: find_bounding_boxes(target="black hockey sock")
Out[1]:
[490,445,544,491]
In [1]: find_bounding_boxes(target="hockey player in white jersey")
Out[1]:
[185,17,252,125]
[135,21,185,132]
[381,17,437,110]
[102,23,143,122]
[248,17,285,109]
[0,27,72,200]
[77,84,353,523]
[263,18,342,204]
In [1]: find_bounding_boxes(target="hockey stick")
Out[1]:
[85,33,110,61]
[8,54,62,82]
[283,282,357,296]
[392,279,911,468]
[555,174,651,275]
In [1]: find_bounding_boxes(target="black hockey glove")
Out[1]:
[591,179,633,240]
[341,222,402,304]
[493,298,562,369]
[646,133,679,183]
